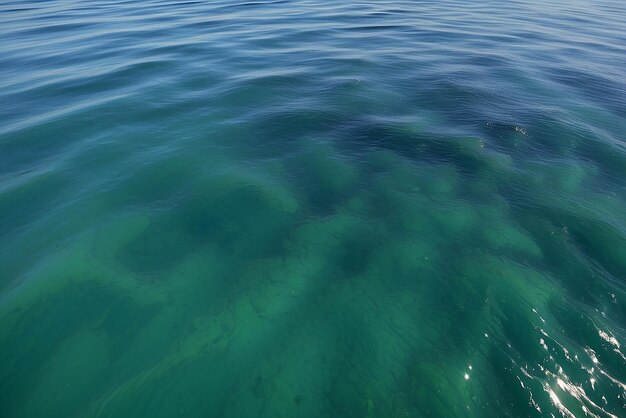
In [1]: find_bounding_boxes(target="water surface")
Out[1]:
[1,0,626,417]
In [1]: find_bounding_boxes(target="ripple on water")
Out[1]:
[1,1,626,417]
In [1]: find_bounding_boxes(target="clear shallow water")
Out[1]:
[1,0,626,416]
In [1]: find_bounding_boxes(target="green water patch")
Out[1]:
[286,139,361,215]
[2,124,625,417]
[0,169,71,243]
[0,279,161,418]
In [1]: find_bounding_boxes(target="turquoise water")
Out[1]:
[1,0,626,416]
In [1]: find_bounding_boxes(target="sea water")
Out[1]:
[1,1,625,417]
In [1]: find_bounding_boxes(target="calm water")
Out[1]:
[1,0,626,416]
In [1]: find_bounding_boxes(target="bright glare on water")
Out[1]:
[1,1,626,417]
